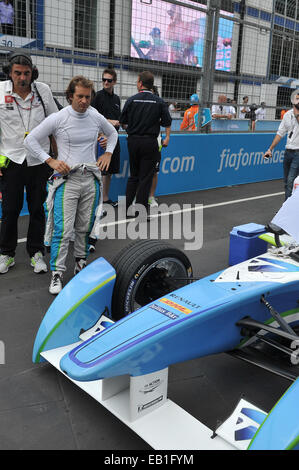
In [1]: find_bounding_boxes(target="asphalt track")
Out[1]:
[0,178,292,450]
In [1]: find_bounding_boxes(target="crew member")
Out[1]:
[264,88,299,199]
[119,71,172,217]
[0,52,58,275]
[180,94,199,131]
[91,68,121,207]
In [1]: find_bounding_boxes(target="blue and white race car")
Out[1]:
[32,228,299,450]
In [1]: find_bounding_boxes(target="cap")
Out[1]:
[190,94,199,105]
[150,27,161,37]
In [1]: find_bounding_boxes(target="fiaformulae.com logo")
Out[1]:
[217,147,284,173]
[93,200,203,251]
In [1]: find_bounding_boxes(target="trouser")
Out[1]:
[50,170,100,272]
[0,160,49,258]
[126,135,160,211]
[283,149,299,199]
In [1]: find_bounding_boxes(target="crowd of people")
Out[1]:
[0,52,172,296]
[211,94,267,130]
[169,93,269,132]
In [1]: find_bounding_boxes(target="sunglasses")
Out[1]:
[102,78,113,83]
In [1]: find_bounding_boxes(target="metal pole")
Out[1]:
[26,0,31,38]
[266,0,275,80]
[199,0,221,132]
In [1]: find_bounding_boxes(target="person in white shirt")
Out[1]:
[24,75,118,294]
[0,52,58,275]
[227,98,236,118]
[264,89,299,199]
[211,95,234,119]
[255,102,266,120]
[238,95,250,119]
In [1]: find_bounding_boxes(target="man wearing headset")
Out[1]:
[0,51,58,274]
[264,88,299,200]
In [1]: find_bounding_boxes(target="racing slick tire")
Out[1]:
[111,240,193,320]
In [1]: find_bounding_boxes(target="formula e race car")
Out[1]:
[32,231,299,450]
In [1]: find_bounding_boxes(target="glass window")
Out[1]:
[1,0,36,38]
[270,34,283,76]
[74,0,97,50]
[275,0,285,15]
[162,73,197,104]
[286,0,296,19]
[220,0,233,13]
[280,36,293,76]
[276,86,292,119]
[291,39,299,77]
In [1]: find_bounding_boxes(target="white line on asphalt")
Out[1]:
[16,191,284,243]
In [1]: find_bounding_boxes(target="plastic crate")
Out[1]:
[229,223,267,266]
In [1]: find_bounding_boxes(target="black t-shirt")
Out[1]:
[91,89,121,130]
[120,90,172,137]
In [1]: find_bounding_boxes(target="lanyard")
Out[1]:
[13,94,34,135]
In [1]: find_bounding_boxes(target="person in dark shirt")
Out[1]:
[120,71,171,217]
[91,68,121,207]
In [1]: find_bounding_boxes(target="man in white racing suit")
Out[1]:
[24,75,118,294]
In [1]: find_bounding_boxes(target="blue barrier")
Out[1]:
[211,119,249,132]
[255,120,280,132]
[108,132,285,200]
[170,119,281,133]
[0,132,285,217]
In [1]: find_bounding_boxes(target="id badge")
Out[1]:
[0,155,10,168]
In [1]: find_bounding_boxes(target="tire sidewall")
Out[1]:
[119,248,192,317]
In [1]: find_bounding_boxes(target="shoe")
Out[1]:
[0,254,15,274]
[88,237,97,253]
[49,271,63,295]
[148,197,158,207]
[31,251,48,273]
[74,258,87,275]
[104,199,118,208]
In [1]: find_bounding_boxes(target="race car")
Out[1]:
[32,233,299,450]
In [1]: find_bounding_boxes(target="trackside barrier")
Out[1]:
[109,132,285,200]
[0,132,285,217]
[170,119,281,132]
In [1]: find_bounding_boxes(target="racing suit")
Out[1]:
[24,105,117,272]
[180,105,199,131]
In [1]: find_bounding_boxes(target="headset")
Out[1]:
[2,52,39,82]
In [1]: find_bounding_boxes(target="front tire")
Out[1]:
[111,240,193,320]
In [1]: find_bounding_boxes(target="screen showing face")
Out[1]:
[131,0,233,71]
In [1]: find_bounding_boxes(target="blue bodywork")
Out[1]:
[32,257,116,363]
[33,252,299,449]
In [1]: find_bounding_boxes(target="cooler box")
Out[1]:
[229,223,267,266]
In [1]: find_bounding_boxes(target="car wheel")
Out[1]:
[111,240,193,320]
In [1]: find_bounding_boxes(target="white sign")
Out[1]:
[0,34,36,53]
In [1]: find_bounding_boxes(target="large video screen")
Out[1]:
[131,0,233,72]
